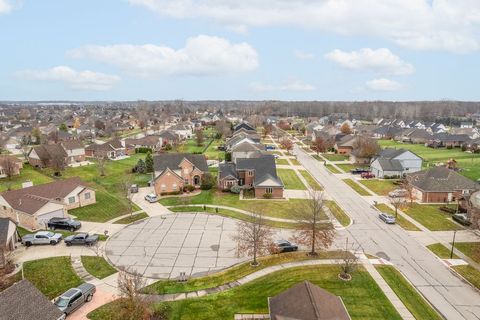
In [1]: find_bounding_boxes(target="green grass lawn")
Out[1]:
[359,179,399,196]
[374,203,421,231]
[299,170,322,190]
[275,158,289,165]
[324,200,351,226]
[325,164,342,174]
[160,190,313,220]
[426,243,458,259]
[452,265,480,290]
[90,265,402,320]
[402,203,462,231]
[375,265,443,320]
[454,242,480,263]
[290,158,301,166]
[342,179,372,196]
[144,251,347,295]
[23,256,83,299]
[312,154,324,161]
[321,153,349,161]
[113,212,149,224]
[378,140,480,181]
[81,256,117,279]
[203,139,225,161]
[336,163,368,173]
[277,169,307,190]
[0,164,54,192]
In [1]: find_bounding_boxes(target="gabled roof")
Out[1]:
[269,281,350,320]
[376,148,420,160]
[231,141,265,152]
[61,140,84,150]
[233,122,255,132]
[375,158,404,171]
[408,166,479,192]
[30,144,67,161]
[336,135,356,148]
[153,153,208,173]
[218,162,238,180]
[236,155,283,187]
[0,280,64,320]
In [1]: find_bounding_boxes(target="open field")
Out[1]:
[0,164,54,192]
[359,179,400,196]
[277,169,307,190]
[402,203,462,231]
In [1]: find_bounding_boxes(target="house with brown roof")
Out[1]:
[28,141,86,168]
[85,138,134,159]
[125,135,163,151]
[0,177,95,230]
[0,155,23,178]
[334,135,357,155]
[152,153,208,195]
[407,166,479,203]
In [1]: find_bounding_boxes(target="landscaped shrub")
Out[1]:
[225,152,232,162]
[136,147,153,154]
[263,193,273,199]
[160,191,182,196]
[185,185,196,192]
[446,145,453,149]
[230,185,242,194]
[164,144,172,151]
[200,173,215,190]
[145,152,154,173]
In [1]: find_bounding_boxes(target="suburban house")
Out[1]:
[233,122,256,133]
[125,135,163,151]
[61,140,86,164]
[85,138,135,159]
[158,130,181,146]
[0,155,23,178]
[28,141,86,168]
[370,148,423,178]
[152,153,208,195]
[231,141,266,163]
[0,280,65,320]
[218,154,284,198]
[407,166,479,203]
[169,123,193,140]
[399,128,432,144]
[428,133,471,148]
[0,217,18,268]
[225,132,261,151]
[0,177,96,230]
[268,281,351,320]
[372,126,403,139]
[334,135,357,155]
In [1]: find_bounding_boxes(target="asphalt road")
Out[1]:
[295,145,480,320]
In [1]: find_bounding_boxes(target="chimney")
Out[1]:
[22,180,33,188]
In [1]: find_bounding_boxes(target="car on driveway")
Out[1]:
[64,233,99,246]
[22,231,62,247]
[272,240,298,253]
[144,193,158,203]
[266,145,276,150]
[379,213,396,224]
[361,172,375,179]
[350,168,370,174]
[48,217,82,232]
[452,213,472,226]
[388,189,407,198]
[54,283,96,316]
[130,184,139,193]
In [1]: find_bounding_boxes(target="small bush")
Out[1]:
[164,144,172,151]
[200,173,215,190]
[263,193,273,199]
[136,147,153,154]
[446,145,453,149]
[160,191,182,196]
[185,185,196,192]
[230,185,241,194]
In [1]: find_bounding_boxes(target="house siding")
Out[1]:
[254,187,283,199]
[153,171,184,194]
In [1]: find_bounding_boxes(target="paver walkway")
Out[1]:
[71,255,97,282]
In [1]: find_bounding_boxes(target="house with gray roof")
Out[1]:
[218,155,284,198]
[0,217,18,268]
[370,148,422,178]
[407,166,479,203]
[231,141,266,162]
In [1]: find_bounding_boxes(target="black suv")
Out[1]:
[47,218,82,231]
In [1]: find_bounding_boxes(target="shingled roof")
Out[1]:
[0,217,15,247]
[30,144,67,161]
[408,166,479,192]
[0,280,64,320]
[153,153,208,173]
[236,155,283,187]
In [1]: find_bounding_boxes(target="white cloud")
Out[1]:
[15,66,120,91]
[69,35,259,77]
[366,78,403,91]
[325,48,414,75]
[251,80,315,92]
[0,0,13,14]
[128,0,480,53]
[294,50,314,60]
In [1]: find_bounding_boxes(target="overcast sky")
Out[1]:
[1,0,480,101]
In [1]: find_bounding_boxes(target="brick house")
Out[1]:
[152,153,208,195]
[0,177,96,230]
[334,135,356,155]
[218,155,284,198]
[407,166,479,203]
[61,140,86,164]
[85,138,135,159]
[0,155,23,178]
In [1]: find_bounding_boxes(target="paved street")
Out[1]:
[295,145,480,320]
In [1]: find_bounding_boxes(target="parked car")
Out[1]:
[22,231,62,247]
[388,189,407,198]
[272,240,298,253]
[273,154,280,159]
[144,193,158,203]
[48,217,81,231]
[64,233,99,246]
[379,213,396,224]
[266,145,276,150]
[350,168,370,174]
[130,184,139,193]
[361,172,375,179]
[54,283,96,316]
[452,213,472,226]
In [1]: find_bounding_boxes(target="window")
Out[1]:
[173,183,177,191]
[266,187,273,194]
[247,170,254,177]
[68,196,75,204]
[185,179,189,185]
[161,184,166,191]
[84,192,91,200]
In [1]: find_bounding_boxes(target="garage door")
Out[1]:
[37,209,65,229]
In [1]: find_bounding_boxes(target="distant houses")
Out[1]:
[0,155,23,178]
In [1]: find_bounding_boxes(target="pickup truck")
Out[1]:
[48,217,82,231]
[54,283,96,316]
[22,231,62,247]
[64,233,99,246]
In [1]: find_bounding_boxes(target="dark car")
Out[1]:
[130,184,139,193]
[48,217,82,231]
[64,233,99,246]
[452,213,472,226]
[273,240,298,253]
[350,168,370,174]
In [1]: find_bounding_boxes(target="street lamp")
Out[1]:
[450,230,458,259]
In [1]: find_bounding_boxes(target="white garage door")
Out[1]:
[37,210,65,229]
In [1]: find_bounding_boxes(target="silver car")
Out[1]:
[22,231,62,246]
[379,213,396,224]
[144,193,158,203]
[55,283,96,316]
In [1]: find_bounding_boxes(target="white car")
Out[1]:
[388,189,407,198]
[144,193,158,203]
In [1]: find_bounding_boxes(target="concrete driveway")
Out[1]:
[131,187,171,217]
[67,288,116,320]
[105,213,248,279]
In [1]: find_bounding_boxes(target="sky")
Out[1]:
[1,0,480,101]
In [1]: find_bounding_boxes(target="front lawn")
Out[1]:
[342,179,372,196]
[375,265,443,320]
[277,169,307,190]
[426,243,458,259]
[324,200,351,227]
[159,190,313,220]
[275,158,289,165]
[452,265,480,290]
[359,179,399,196]
[322,153,349,161]
[454,242,480,263]
[0,164,54,192]
[290,158,301,166]
[23,256,83,299]
[90,265,402,320]
[81,256,117,279]
[374,203,421,231]
[402,203,462,231]
[113,212,149,224]
[299,170,322,190]
[337,163,368,173]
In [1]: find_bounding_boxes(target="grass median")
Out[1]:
[81,256,117,279]
[342,179,372,196]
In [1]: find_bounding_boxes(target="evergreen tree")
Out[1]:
[145,152,154,173]
[136,159,146,174]
[59,123,68,132]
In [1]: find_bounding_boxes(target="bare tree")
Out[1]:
[231,211,274,266]
[401,179,415,204]
[215,120,232,138]
[51,153,66,175]
[389,197,406,218]
[262,124,273,138]
[352,136,380,159]
[311,137,329,155]
[279,137,293,155]
[96,155,107,176]
[120,175,134,217]
[0,156,18,179]
[292,191,335,256]
[339,238,360,280]
[116,268,152,320]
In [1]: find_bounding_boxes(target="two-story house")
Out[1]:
[370,148,423,178]
[152,153,208,195]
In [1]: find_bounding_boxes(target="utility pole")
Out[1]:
[450,230,457,259]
